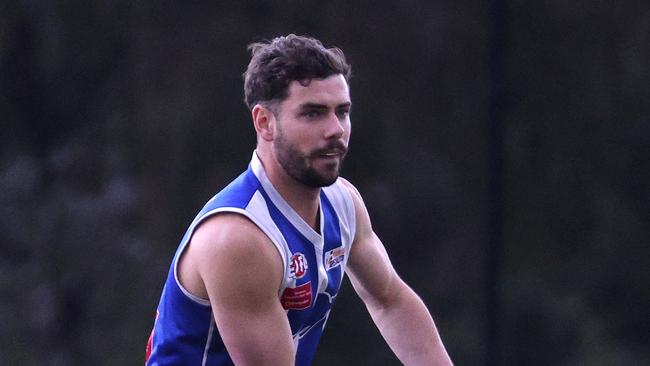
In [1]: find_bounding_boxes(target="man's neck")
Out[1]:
[256,149,321,232]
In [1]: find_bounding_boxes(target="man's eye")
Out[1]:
[304,110,321,118]
[336,109,350,118]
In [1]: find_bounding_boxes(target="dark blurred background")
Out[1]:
[1,1,648,365]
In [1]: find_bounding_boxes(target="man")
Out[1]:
[146,34,452,365]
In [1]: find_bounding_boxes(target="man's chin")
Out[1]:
[300,171,339,188]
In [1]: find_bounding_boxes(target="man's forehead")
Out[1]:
[284,74,350,106]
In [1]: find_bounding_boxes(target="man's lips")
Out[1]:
[315,150,346,161]
[314,145,348,158]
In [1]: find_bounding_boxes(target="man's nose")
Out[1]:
[323,112,345,139]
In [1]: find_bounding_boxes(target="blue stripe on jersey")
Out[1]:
[321,191,344,295]
[321,191,342,253]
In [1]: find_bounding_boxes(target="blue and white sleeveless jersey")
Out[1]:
[146,152,356,366]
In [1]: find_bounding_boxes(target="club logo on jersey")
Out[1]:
[289,252,308,279]
[325,247,345,270]
[281,281,312,310]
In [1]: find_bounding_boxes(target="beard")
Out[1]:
[274,126,347,188]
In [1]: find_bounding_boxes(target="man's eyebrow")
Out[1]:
[297,102,352,110]
[298,102,329,110]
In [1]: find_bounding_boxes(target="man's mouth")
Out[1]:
[315,150,347,162]
[315,144,347,158]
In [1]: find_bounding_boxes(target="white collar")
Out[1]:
[250,151,324,246]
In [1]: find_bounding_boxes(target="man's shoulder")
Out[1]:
[190,213,276,262]
[187,212,285,303]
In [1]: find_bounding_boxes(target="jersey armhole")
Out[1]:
[173,207,290,306]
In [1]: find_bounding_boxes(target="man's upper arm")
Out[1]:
[339,179,409,309]
[189,213,295,365]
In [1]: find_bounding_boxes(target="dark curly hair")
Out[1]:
[243,34,351,113]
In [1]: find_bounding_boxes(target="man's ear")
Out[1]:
[252,104,275,142]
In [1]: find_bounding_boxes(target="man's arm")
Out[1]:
[182,213,295,365]
[340,179,453,365]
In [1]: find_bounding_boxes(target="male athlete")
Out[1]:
[146,34,452,365]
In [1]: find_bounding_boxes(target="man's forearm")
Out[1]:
[367,286,452,365]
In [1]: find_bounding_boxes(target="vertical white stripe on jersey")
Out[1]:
[315,243,329,296]
[202,319,215,366]
[293,332,301,353]
[246,191,294,293]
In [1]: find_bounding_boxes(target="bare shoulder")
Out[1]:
[191,213,275,259]
[186,212,284,293]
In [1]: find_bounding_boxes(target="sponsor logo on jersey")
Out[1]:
[325,246,345,270]
[281,281,312,310]
[289,252,308,279]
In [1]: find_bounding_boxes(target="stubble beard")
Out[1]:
[274,127,346,188]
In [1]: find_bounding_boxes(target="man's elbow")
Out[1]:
[364,277,414,313]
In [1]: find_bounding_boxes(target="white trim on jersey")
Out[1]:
[251,152,324,248]
[172,203,294,306]
[202,319,215,366]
